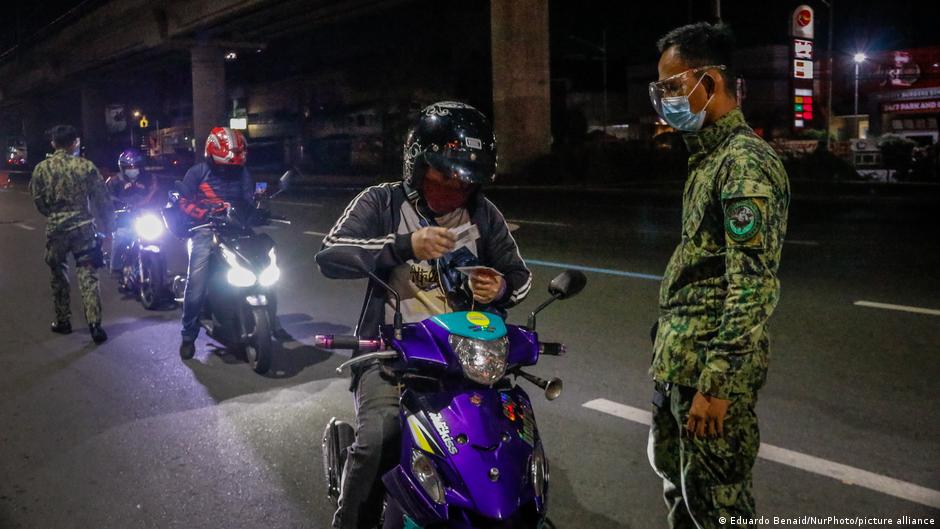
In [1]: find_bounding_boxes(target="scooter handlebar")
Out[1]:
[539,342,566,356]
[315,334,382,352]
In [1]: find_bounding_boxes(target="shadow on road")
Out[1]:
[104,314,176,340]
[548,465,634,529]
[278,312,350,341]
[4,341,98,396]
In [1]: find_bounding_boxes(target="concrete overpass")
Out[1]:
[0,0,551,174]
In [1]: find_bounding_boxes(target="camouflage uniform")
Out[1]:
[29,149,113,325]
[648,109,790,529]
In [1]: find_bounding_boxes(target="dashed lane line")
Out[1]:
[583,398,940,509]
[854,300,940,317]
[304,230,329,237]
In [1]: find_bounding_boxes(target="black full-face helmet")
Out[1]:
[402,101,497,189]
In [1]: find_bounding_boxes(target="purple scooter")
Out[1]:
[316,246,586,529]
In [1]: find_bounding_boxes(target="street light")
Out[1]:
[853,52,867,139]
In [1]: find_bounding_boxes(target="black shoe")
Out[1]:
[179,339,196,360]
[89,324,107,344]
[273,328,292,341]
[51,320,72,334]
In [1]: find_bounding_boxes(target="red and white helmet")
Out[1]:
[205,127,247,165]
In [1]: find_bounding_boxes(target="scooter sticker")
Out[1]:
[466,311,490,327]
[516,397,536,447]
[501,392,517,421]
[408,414,442,456]
[428,412,459,455]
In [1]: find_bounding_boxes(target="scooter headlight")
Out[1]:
[134,213,164,241]
[531,442,548,498]
[258,248,280,287]
[411,450,445,504]
[222,247,256,287]
[449,335,509,386]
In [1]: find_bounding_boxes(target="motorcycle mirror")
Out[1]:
[269,170,294,199]
[279,170,293,189]
[316,245,377,278]
[548,270,587,300]
[316,245,403,339]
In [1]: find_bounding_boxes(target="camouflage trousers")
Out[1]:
[648,383,760,529]
[44,225,102,325]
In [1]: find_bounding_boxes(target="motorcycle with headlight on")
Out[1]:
[111,205,172,310]
[315,245,586,529]
[168,171,293,374]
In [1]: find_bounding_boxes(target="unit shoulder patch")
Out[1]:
[724,197,764,245]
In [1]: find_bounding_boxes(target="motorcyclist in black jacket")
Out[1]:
[317,101,531,529]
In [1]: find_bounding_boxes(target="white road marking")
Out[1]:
[507,219,571,227]
[583,398,940,509]
[14,223,35,231]
[854,300,940,317]
[304,230,329,237]
[273,200,324,208]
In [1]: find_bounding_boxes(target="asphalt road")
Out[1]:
[1,180,938,529]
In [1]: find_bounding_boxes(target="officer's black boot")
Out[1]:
[50,320,72,334]
[89,323,107,344]
[179,339,196,360]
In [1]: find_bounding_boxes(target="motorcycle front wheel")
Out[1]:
[245,306,272,374]
[139,253,167,310]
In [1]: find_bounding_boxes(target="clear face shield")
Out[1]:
[648,65,725,120]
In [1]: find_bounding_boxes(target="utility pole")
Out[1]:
[823,0,834,150]
[602,29,608,135]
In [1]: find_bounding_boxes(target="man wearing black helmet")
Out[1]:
[317,101,531,529]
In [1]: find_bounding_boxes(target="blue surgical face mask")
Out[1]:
[124,168,140,181]
[660,74,714,132]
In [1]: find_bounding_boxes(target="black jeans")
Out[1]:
[333,363,401,529]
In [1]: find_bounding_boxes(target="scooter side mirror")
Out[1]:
[548,270,587,300]
[316,245,377,279]
[316,245,404,339]
[269,170,294,199]
[279,170,294,190]
[527,270,588,330]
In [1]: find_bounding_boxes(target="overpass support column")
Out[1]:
[190,46,226,160]
[490,0,551,175]
[81,86,107,164]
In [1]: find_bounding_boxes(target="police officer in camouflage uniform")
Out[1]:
[646,23,790,529]
[29,125,113,343]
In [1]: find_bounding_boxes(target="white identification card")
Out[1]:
[449,222,480,251]
[455,266,504,277]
